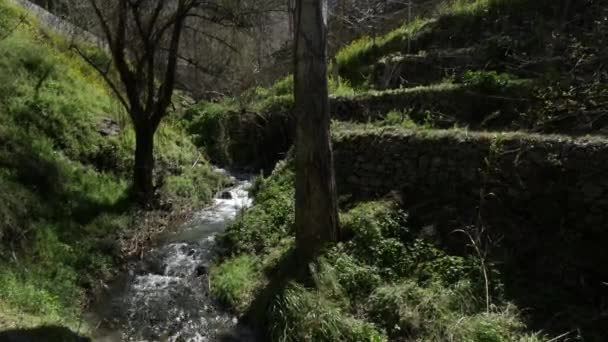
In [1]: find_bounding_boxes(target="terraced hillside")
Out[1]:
[186,0,608,339]
[336,0,607,131]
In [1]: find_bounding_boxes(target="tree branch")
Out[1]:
[71,44,130,111]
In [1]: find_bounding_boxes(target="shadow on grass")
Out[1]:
[0,326,90,342]
[401,193,608,340]
[6,139,135,223]
[218,247,310,341]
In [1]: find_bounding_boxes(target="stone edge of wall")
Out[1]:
[333,126,608,297]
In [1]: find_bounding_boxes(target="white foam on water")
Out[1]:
[93,172,256,341]
[132,274,182,291]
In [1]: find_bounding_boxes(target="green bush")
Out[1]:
[269,75,293,96]
[365,281,534,341]
[461,70,517,91]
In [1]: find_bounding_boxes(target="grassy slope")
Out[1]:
[0,0,226,332]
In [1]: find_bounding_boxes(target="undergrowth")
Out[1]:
[211,160,543,341]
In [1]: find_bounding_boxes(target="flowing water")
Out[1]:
[89,171,255,342]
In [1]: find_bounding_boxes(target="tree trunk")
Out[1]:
[293,0,340,264]
[134,123,156,204]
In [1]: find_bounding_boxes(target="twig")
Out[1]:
[192,153,202,168]
[454,227,491,313]
[546,330,575,342]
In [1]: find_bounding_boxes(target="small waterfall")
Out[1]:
[89,171,255,342]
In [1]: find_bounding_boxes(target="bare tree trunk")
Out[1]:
[294,0,340,264]
[134,122,156,203]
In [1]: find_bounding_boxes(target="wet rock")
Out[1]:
[98,117,121,136]
[195,264,208,277]
[141,259,166,275]
[219,191,233,199]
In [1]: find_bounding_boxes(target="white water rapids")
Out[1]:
[89,171,255,342]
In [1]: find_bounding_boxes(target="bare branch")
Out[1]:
[71,44,130,112]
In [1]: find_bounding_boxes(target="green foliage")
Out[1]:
[0,267,74,320]
[185,101,235,164]
[219,159,295,254]
[160,163,228,206]
[210,255,261,313]
[438,0,530,17]
[321,250,382,302]
[269,75,293,96]
[185,73,355,167]
[336,18,431,86]
[341,202,483,285]
[328,76,356,96]
[0,35,111,163]
[381,110,421,129]
[367,281,471,339]
[461,70,517,91]
[450,308,545,342]
[366,281,536,341]
[270,283,387,342]
[211,162,541,341]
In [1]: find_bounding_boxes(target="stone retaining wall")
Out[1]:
[333,127,608,306]
[10,0,107,49]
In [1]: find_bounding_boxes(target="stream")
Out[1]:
[89,170,255,342]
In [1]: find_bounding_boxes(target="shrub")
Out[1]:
[461,70,517,91]
[269,75,294,96]
[212,165,541,341]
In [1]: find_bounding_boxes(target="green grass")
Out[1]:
[336,17,432,85]
[270,283,386,342]
[211,159,543,341]
[0,0,225,331]
[210,255,262,313]
[334,0,556,87]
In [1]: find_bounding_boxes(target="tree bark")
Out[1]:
[293,0,340,264]
[134,122,156,203]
